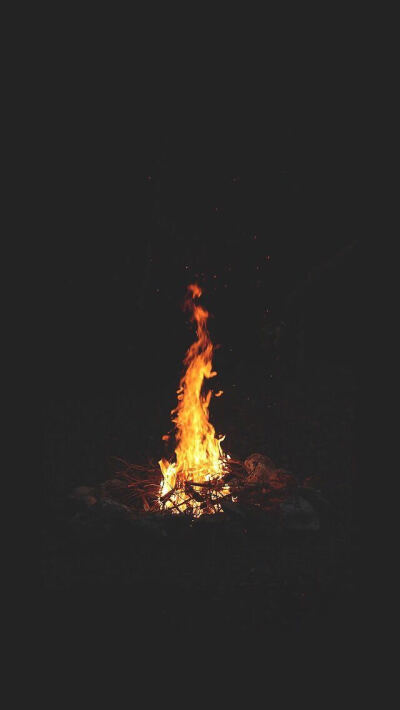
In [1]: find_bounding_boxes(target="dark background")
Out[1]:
[43,78,359,500]
[38,36,363,657]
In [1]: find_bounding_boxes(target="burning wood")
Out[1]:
[98,453,291,519]
[158,284,232,516]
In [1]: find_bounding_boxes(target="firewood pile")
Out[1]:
[99,458,248,515]
[69,453,320,525]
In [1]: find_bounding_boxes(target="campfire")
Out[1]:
[91,284,301,522]
[158,284,232,516]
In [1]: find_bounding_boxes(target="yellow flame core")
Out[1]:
[159,284,230,515]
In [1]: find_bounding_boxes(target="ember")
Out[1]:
[159,284,231,516]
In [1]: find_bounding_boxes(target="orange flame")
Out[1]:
[159,284,230,515]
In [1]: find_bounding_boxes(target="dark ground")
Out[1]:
[42,74,360,645]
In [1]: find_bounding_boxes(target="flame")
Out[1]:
[159,284,230,515]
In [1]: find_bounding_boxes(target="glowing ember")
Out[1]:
[159,284,231,516]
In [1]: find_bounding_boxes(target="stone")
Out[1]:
[70,486,94,498]
[80,495,97,507]
[280,496,319,531]
[97,498,132,518]
[244,453,279,483]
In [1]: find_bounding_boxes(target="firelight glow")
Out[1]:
[159,284,230,515]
